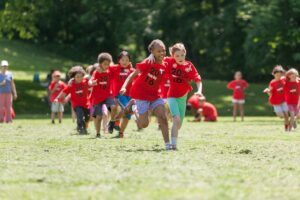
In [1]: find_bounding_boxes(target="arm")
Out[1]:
[54,91,66,102]
[119,69,140,95]
[194,81,203,96]
[11,79,17,100]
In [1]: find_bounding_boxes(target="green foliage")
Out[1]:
[1,0,300,80]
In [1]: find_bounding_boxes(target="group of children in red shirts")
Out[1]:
[46,38,299,150]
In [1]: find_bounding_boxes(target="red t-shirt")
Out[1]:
[130,62,167,101]
[164,57,201,98]
[90,70,113,105]
[269,79,285,105]
[187,94,201,109]
[284,81,300,105]
[63,79,90,108]
[159,78,170,99]
[227,79,249,100]
[48,80,67,103]
[110,64,134,97]
[200,102,218,118]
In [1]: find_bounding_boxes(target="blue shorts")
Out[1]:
[93,97,116,117]
[273,102,288,114]
[117,95,132,119]
[135,98,164,115]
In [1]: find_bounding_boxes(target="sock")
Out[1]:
[171,137,177,146]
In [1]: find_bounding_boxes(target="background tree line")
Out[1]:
[1,0,300,81]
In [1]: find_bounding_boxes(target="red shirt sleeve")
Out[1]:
[227,80,235,90]
[187,63,201,82]
[48,81,55,91]
[63,85,71,95]
[136,63,147,72]
[243,80,249,88]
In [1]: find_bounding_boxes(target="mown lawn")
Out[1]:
[1,116,300,200]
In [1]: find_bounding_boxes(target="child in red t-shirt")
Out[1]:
[48,70,67,124]
[264,65,289,131]
[227,71,248,122]
[110,51,135,138]
[55,66,90,134]
[197,96,218,122]
[164,43,203,150]
[284,68,300,131]
[120,39,170,150]
[89,53,118,138]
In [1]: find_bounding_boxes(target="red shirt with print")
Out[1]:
[159,78,170,99]
[284,80,300,105]
[227,79,249,100]
[63,79,90,108]
[164,57,201,98]
[130,62,167,101]
[187,94,201,109]
[90,70,113,106]
[110,64,134,97]
[48,80,67,103]
[269,79,285,105]
[200,102,218,119]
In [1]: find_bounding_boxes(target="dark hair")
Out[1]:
[68,66,86,78]
[118,51,131,61]
[86,64,97,76]
[148,39,165,52]
[97,52,112,64]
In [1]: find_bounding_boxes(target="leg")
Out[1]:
[239,103,244,121]
[233,103,238,121]
[153,104,170,145]
[58,112,63,123]
[51,112,55,123]
[93,103,104,136]
[74,107,85,133]
[289,111,295,131]
[4,93,12,123]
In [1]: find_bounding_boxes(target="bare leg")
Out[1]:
[153,105,170,144]
[58,112,62,123]
[233,103,238,121]
[239,104,244,121]
[94,115,102,135]
[120,117,129,133]
[283,112,289,131]
[51,112,55,123]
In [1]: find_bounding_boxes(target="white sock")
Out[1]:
[171,137,177,146]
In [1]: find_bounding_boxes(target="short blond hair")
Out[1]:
[286,68,299,81]
[169,43,186,56]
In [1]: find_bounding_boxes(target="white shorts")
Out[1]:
[232,99,245,104]
[273,102,288,114]
[51,102,64,113]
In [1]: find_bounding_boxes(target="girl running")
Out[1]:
[284,68,300,131]
[264,65,289,131]
[120,39,170,150]
[227,71,249,121]
[110,51,135,138]
[164,43,202,150]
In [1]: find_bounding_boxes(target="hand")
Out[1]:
[54,98,59,103]
[119,88,126,96]
[13,94,17,100]
[194,92,203,96]
[91,80,97,86]
[263,88,270,93]
[0,80,6,86]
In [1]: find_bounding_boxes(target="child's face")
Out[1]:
[74,73,84,83]
[288,73,297,81]
[199,100,205,106]
[273,72,283,79]
[234,72,242,80]
[119,56,130,68]
[100,60,111,70]
[53,75,60,82]
[173,50,186,65]
[152,45,166,63]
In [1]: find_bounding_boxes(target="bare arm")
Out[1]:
[11,79,17,100]
[119,69,140,95]
[54,91,66,102]
[194,81,203,96]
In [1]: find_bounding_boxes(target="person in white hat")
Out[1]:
[0,60,17,123]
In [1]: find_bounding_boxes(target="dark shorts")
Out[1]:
[93,97,116,117]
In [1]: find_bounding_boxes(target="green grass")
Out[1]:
[1,39,271,115]
[1,116,300,200]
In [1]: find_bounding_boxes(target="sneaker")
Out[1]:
[171,145,177,151]
[114,120,120,131]
[114,132,124,139]
[165,143,173,150]
[96,133,101,138]
[108,121,115,134]
[51,120,55,124]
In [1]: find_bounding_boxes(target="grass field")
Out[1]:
[1,116,300,200]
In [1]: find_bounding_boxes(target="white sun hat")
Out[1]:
[1,60,9,67]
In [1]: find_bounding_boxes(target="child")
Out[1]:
[186,94,201,121]
[227,71,249,121]
[284,68,300,131]
[89,53,118,138]
[120,39,170,149]
[164,43,202,150]
[110,51,135,138]
[197,96,218,122]
[56,66,90,134]
[263,65,289,131]
[0,60,17,123]
[48,70,67,124]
